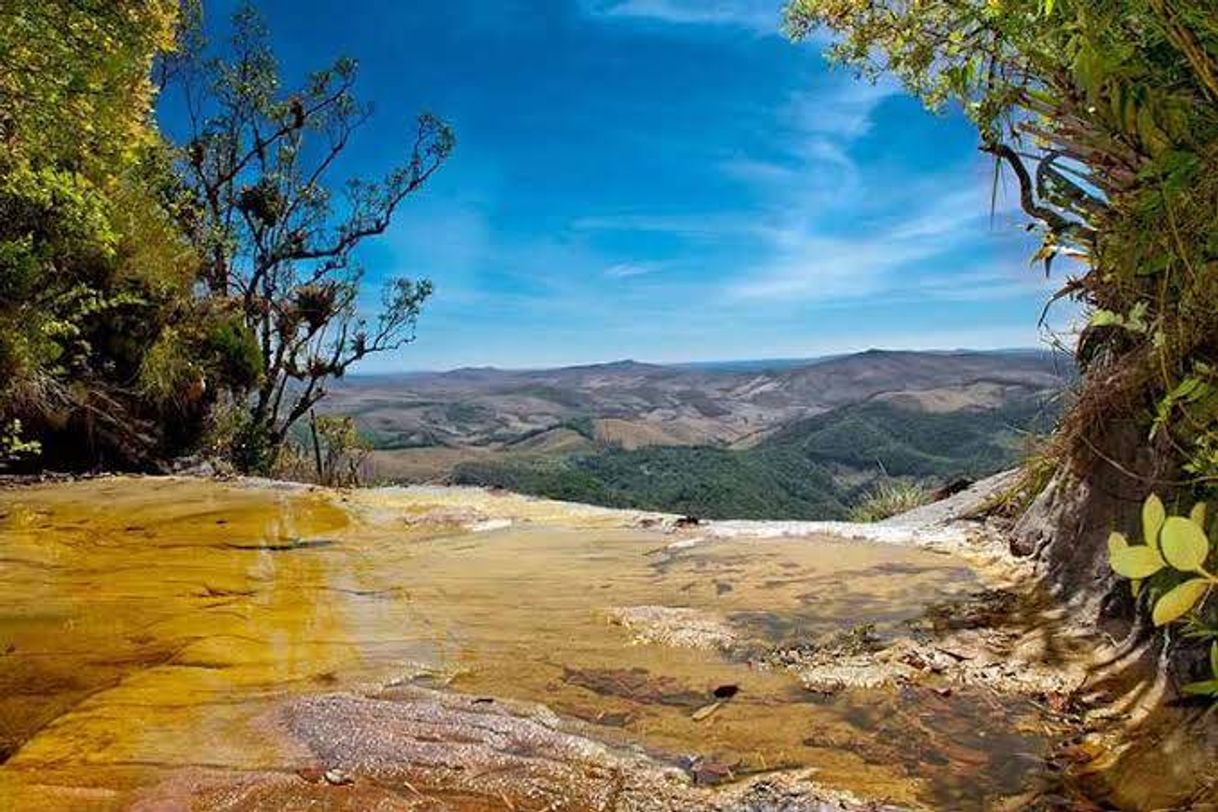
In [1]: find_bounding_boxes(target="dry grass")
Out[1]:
[848,480,932,523]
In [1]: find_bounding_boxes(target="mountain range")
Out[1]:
[320,349,1073,519]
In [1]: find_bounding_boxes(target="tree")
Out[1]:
[786,0,1218,736]
[170,3,453,472]
[786,1,1218,501]
[785,0,1218,477]
[0,0,217,468]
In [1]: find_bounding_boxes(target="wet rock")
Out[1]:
[561,665,705,707]
[399,505,490,529]
[919,588,1021,632]
[930,478,973,502]
[167,687,907,812]
[607,605,736,650]
[792,634,1081,698]
[680,755,737,785]
[294,765,325,783]
[222,537,336,552]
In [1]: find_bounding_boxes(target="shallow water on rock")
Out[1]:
[0,478,1058,809]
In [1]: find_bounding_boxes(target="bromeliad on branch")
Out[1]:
[168,2,453,471]
[785,0,1218,500]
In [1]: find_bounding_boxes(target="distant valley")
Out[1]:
[320,349,1073,519]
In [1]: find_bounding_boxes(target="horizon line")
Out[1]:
[344,345,1057,377]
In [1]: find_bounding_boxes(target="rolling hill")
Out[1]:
[319,349,1072,518]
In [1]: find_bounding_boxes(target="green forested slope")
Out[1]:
[450,396,1059,520]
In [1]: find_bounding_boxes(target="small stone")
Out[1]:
[323,768,353,786]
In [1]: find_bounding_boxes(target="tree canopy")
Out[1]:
[0,0,452,471]
[787,0,1218,490]
[0,0,198,466]
[167,4,453,471]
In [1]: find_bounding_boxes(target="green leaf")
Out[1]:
[1191,501,1207,530]
[1152,578,1210,626]
[1160,517,1210,572]
[1211,642,1218,678]
[1131,579,1143,599]
[1107,531,1128,558]
[1180,679,1218,697]
[1143,494,1166,550]
[1110,545,1165,579]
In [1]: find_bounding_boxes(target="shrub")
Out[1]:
[1108,495,1218,698]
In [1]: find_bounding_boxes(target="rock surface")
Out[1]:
[132,687,906,811]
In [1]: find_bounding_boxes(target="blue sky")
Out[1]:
[177,0,1076,371]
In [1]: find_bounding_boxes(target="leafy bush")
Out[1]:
[276,413,371,487]
[787,0,1218,538]
[1108,495,1218,698]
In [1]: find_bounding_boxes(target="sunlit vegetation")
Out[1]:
[0,0,202,467]
[168,5,452,471]
[274,413,372,486]
[1108,494,1218,696]
[0,1,449,472]
[788,0,1218,676]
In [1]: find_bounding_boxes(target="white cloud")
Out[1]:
[572,212,774,241]
[728,234,942,300]
[719,157,802,185]
[727,181,1016,301]
[585,0,784,34]
[604,262,663,278]
[786,78,898,140]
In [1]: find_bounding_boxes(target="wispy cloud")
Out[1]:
[896,266,1057,303]
[789,78,897,140]
[572,213,771,241]
[727,181,1015,301]
[604,262,663,278]
[584,0,785,34]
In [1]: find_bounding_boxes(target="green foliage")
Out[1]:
[0,419,41,461]
[0,1,447,471]
[201,316,263,392]
[138,313,262,407]
[849,480,933,523]
[761,397,1058,479]
[787,0,1218,536]
[561,416,597,441]
[1108,495,1218,697]
[276,413,371,486]
[0,0,222,469]
[454,445,849,520]
[448,398,1053,520]
[0,0,180,169]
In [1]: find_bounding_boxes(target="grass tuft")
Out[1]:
[848,480,932,523]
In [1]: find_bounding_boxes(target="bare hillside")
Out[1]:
[322,349,1070,453]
